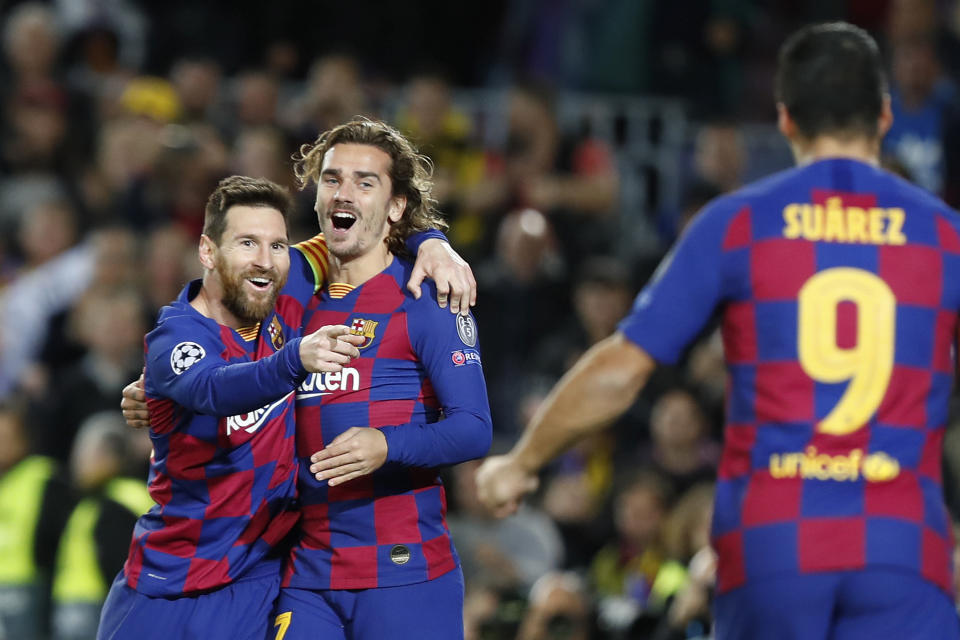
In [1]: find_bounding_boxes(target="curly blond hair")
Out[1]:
[294,117,447,256]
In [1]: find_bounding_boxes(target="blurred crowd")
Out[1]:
[4,0,960,638]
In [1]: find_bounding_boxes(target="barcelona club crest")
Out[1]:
[349,317,379,349]
[267,316,285,350]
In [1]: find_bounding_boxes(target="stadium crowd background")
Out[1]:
[2,0,960,638]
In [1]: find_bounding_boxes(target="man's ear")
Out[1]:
[387,195,406,223]
[198,234,217,270]
[777,102,796,140]
[878,93,893,139]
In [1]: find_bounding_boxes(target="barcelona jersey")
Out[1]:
[620,158,960,596]
[124,280,308,597]
[282,257,493,590]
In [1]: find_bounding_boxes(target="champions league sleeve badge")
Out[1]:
[456,314,477,347]
[170,341,206,375]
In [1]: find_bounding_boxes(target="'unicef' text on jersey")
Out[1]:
[224,391,294,436]
[296,368,361,399]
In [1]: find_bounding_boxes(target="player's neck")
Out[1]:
[191,279,246,330]
[329,245,394,287]
[791,135,881,167]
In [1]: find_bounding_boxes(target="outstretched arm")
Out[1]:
[475,332,656,517]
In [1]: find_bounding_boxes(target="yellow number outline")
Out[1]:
[274,611,292,640]
[797,267,896,435]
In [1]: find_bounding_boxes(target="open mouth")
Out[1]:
[247,276,272,291]
[331,212,357,230]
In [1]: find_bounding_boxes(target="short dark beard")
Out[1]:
[215,254,285,325]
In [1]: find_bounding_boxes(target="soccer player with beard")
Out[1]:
[97,176,367,640]
[270,119,492,640]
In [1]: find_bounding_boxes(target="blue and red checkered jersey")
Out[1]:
[620,158,960,596]
[282,256,493,590]
[124,280,309,597]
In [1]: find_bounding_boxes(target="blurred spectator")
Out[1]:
[691,120,746,193]
[1,3,96,180]
[532,256,634,380]
[589,470,672,637]
[472,82,619,261]
[170,56,224,126]
[232,70,280,130]
[464,580,526,640]
[396,71,487,256]
[30,286,147,464]
[0,219,94,400]
[0,400,75,640]
[684,329,727,432]
[541,431,617,570]
[651,2,753,118]
[638,388,718,497]
[54,0,147,72]
[883,35,960,196]
[447,458,564,592]
[2,3,61,85]
[50,411,153,640]
[231,126,293,189]
[80,116,164,226]
[475,208,569,435]
[886,0,960,82]
[285,53,369,139]
[650,483,715,640]
[37,226,141,377]
[141,223,196,318]
[517,571,594,640]
[121,121,227,235]
[16,197,79,270]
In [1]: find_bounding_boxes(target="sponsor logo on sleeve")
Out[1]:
[450,348,481,367]
[456,315,477,347]
[170,342,205,375]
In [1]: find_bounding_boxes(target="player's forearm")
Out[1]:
[512,333,655,473]
[381,409,492,467]
[175,337,306,415]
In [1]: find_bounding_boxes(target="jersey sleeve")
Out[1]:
[290,233,331,300]
[404,228,449,255]
[143,314,306,416]
[618,201,731,364]
[379,288,492,467]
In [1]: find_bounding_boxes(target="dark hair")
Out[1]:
[203,175,293,244]
[294,117,447,256]
[775,22,886,140]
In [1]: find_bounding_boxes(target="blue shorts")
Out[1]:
[714,568,960,640]
[97,571,281,640]
[271,568,464,640]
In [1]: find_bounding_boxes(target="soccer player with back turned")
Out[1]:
[477,22,960,640]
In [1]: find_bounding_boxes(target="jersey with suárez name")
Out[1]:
[282,256,492,590]
[620,158,960,596]
[124,279,310,597]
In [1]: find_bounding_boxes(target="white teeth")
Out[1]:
[333,212,356,221]
[249,278,270,286]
